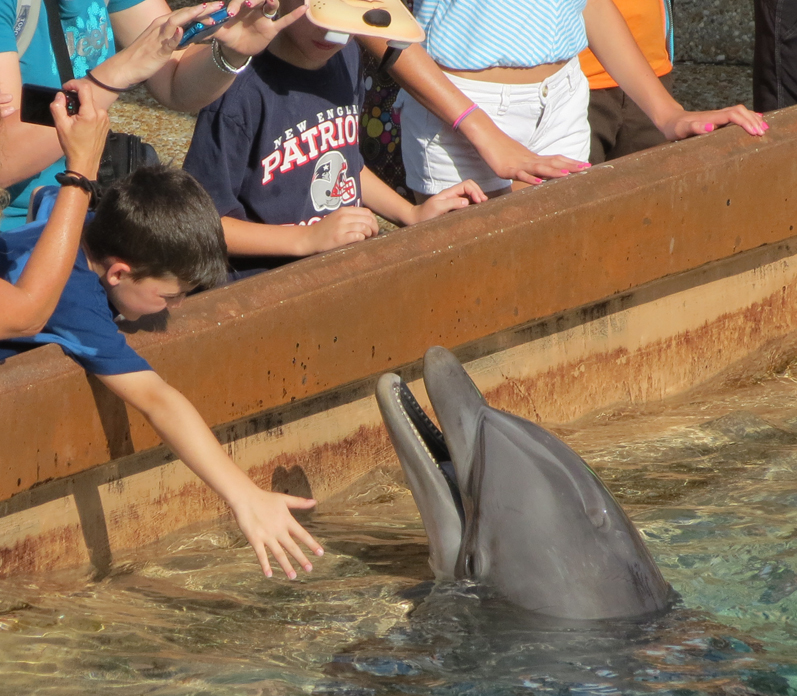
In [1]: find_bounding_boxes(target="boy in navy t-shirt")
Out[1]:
[0,166,323,579]
[183,0,486,274]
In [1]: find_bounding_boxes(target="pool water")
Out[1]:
[3,364,797,695]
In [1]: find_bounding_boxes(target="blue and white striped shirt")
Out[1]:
[414,0,589,71]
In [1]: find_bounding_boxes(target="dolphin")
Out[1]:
[375,346,672,621]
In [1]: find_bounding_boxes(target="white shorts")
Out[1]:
[396,57,591,195]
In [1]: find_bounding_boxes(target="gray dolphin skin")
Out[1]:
[375,346,672,621]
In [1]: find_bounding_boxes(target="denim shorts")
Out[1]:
[396,57,591,195]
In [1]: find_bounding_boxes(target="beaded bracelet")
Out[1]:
[211,38,252,75]
[452,104,479,131]
[86,70,139,94]
[54,170,102,209]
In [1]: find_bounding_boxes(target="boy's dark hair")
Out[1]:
[84,166,227,288]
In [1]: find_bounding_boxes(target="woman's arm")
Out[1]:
[109,0,306,112]
[0,0,304,187]
[0,83,109,338]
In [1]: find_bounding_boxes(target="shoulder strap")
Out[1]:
[14,0,42,59]
[41,0,73,82]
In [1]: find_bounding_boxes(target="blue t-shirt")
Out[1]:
[0,0,143,231]
[0,195,151,375]
[183,42,364,269]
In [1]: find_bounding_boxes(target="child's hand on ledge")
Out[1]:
[300,206,379,255]
[658,104,769,141]
[408,179,488,226]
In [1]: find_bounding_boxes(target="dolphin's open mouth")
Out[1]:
[391,381,464,519]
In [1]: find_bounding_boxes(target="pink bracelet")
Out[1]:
[452,104,479,130]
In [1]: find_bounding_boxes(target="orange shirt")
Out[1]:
[579,0,672,90]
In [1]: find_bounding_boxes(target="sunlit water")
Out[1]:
[4,363,797,695]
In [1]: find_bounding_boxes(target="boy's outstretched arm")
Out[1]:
[97,370,324,579]
[360,167,486,226]
[583,0,767,140]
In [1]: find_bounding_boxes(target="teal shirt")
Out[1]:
[0,0,142,231]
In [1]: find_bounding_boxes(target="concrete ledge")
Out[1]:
[1,108,796,505]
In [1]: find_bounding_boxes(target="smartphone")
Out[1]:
[178,7,232,48]
[21,84,80,128]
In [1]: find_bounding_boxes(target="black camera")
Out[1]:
[20,84,80,128]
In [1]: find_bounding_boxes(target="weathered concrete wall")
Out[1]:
[1,107,797,575]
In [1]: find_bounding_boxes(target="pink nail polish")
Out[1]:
[704,124,714,132]
[534,178,543,184]
[580,163,591,168]
[560,169,570,174]
[763,122,770,130]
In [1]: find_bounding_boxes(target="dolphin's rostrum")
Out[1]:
[376,346,672,621]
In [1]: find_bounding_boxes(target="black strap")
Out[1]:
[42,0,74,83]
[378,46,402,76]
[55,170,102,209]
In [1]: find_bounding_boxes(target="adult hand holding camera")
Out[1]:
[210,0,308,66]
[90,3,227,93]
[0,85,109,339]
[54,83,109,181]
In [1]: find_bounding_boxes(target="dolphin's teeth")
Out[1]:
[391,383,439,465]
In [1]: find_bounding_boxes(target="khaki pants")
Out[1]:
[587,72,673,165]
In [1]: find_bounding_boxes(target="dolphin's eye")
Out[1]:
[588,507,608,530]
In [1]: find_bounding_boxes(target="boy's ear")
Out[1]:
[104,260,134,287]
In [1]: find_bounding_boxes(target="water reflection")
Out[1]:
[2,369,797,694]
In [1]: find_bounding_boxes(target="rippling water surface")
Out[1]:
[4,364,797,695]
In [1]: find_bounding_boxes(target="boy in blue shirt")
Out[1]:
[0,166,323,579]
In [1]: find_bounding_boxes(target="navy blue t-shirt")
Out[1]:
[0,205,152,375]
[183,42,365,256]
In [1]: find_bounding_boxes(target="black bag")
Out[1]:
[97,132,160,189]
[44,0,159,189]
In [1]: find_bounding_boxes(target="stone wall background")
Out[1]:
[675,0,754,64]
[671,0,755,111]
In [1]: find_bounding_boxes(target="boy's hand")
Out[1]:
[53,82,109,181]
[300,207,379,255]
[658,104,769,141]
[407,179,487,225]
[230,487,323,579]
